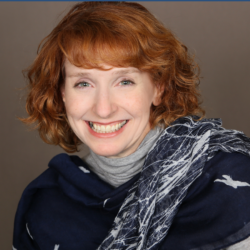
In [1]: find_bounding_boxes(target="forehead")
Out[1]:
[64,59,141,78]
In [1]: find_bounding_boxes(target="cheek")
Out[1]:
[122,91,153,115]
[65,95,86,118]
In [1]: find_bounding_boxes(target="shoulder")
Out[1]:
[13,153,118,250]
[187,150,250,201]
[13,154,83,249]
[161,151,250,250]
[185,150,250,232]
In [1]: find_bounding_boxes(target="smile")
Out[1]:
[88,120,128,133]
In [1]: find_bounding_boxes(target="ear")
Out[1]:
[152,84,163,106]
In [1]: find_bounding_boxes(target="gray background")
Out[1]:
[1,1,250,248]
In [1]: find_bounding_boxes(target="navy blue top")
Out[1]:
[13,151,250,250]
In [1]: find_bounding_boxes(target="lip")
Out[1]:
[85,120,129,138]
[88,120,126,126]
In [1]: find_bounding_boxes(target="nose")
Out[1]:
[92,88,118,118]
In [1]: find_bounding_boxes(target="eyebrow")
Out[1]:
[67,72,91,78]
[112,68,140,75]
[66,68,140,78]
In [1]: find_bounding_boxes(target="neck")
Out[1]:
[83,125,164,187]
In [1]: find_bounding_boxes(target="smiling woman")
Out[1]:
[62,60,160,158]
[13,2,250,250]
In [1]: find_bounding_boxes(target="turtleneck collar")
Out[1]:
[83,126,164,187]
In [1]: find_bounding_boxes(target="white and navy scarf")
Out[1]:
[98,116,250,250]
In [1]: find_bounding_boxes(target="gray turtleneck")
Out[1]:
[82,126,164,187]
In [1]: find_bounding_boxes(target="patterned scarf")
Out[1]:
[98,116,250,250]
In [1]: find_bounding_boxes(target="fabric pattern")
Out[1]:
[98,116,250,250]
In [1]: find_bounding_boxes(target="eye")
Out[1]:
[75,81,91,88]
[119,80,134,86]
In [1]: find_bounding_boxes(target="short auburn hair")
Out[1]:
[22,1,205,153]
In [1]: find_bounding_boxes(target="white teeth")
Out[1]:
[106,125,111,132]
[89,120,127,133]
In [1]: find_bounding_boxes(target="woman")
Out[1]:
[13,2,250,250]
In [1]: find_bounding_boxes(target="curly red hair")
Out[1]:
[22,1,205,153]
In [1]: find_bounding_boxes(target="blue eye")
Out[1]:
[76,82,90,88]
[120,80,134,86]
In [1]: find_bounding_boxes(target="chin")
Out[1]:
[92,146,124,158]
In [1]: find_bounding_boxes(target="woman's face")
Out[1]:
[62,59,160,158]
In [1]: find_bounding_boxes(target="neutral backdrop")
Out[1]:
[1,1,250,248]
